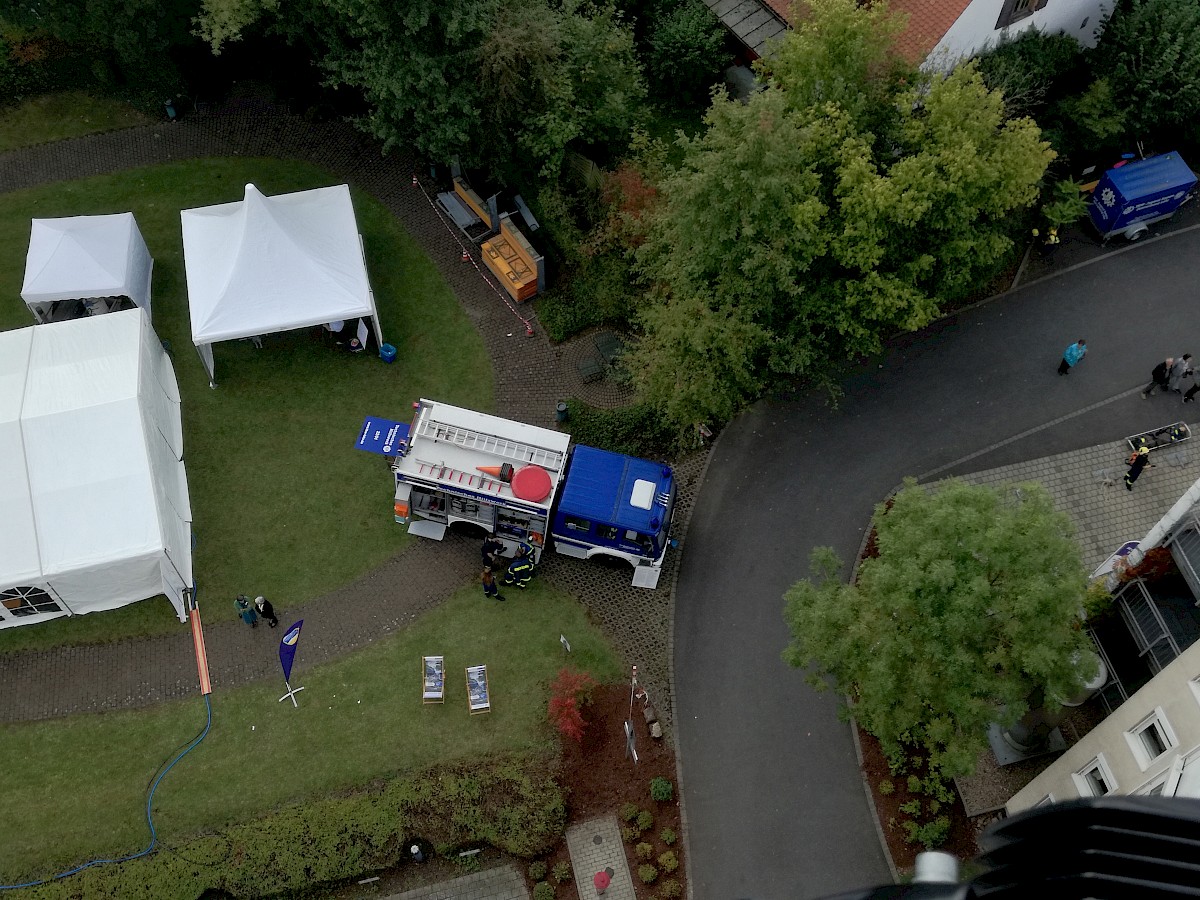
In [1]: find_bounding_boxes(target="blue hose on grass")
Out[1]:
[0,692,213,890]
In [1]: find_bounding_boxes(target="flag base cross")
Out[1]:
[278,680,305,707]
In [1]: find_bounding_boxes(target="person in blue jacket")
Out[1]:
[503,541,536,589]
[1057,339,1087,375]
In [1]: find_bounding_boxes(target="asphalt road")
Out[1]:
[674,225,1200,900]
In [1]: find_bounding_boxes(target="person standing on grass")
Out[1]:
[1169,354,1194,394]
[1125,447,1155,491]
[254,596,279,628]
[1057,339,1087,375]
[234,594,258,628]
[1143,357,1175,397]
[481,567,505,602]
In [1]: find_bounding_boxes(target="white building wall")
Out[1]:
[924,0,1112,72]
[1008,640,1200,813]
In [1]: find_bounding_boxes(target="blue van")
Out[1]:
[1088,152,1197,242]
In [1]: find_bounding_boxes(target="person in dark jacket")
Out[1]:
[1125,447,1155,491]
[254,595,279,628]
[503,547,535,589]
[1143,357,1175,397]
[481,536,505,570]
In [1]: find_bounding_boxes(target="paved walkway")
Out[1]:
[383,864,528,900]
[565,817,636,900]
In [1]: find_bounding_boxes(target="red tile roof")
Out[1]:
[887,0,972,64]
[771,0,972,66]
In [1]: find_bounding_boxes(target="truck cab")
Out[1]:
[550,445,675,588]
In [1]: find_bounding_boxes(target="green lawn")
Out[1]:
[0,580,622,884]
[0,158,492,651]
[0,91,152,152]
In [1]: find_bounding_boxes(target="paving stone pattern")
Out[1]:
[0,101,706,730]
[565,817,636,900]
[950,428,1198,572]
[382,863,528,900]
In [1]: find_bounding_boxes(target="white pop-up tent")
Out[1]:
[21,213,154,322]
[0,308,193,629]
[181,183,384,385]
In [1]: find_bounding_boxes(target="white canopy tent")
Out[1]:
[0,308,193,629]
[20,213,154,322]
[181,183,384,385]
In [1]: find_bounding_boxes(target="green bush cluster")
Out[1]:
[19,756,564,899]
[621,825,640,843]
[533,881,555,900]
[650,776,674,802]
[657,878,683,899]
[639,863,659,884]
[620,802,640,823]
[659,827,677,846]
[563,401,681,459]
[657,850,679,873]
[529,860,548,881]
[551,860,572,883]
[878,779,895,795]
[636,841,655,860]
[636,810,655,832]
[899,799,922,817]
[537,252,638,342]
[902,816,951,850]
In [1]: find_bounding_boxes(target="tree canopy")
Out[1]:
[627,0,1053,430]
[782,478,1096,778]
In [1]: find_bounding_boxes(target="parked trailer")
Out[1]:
[384,399,675,588]
[1088,152,1197,242]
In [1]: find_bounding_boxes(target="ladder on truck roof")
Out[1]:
[417,417,564,471]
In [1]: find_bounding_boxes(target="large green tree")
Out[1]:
[1093,0,1200,138]
[196,0,645,173]
[783,479,1096,778]
[628,5,1053,429]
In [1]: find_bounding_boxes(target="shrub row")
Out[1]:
[21,754,564,899]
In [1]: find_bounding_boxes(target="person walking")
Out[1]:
[1125,447,1155,491]
[1143,357,1175,398]
[481,567,505,602]
[234,594,258,628]
[254,595,279,628]
[1057,339,1087,375]
[1169,354,1194,394]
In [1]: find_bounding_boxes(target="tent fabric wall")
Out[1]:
[181,183,384,384]
[20,213,154,321]
[0,309,193,629]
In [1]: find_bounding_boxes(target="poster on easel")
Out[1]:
[466,664,491,714]
[422,656,445,704]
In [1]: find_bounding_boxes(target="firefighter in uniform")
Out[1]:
[503,540,536,589]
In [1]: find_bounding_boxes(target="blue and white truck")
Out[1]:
[1088,152,1197,242]
[366,399,675,588]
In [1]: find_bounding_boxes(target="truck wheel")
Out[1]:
[1126,225,1148,242]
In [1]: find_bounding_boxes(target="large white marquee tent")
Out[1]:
[20,213,154,322]
[0,308,193,628]
[181,183,383,384]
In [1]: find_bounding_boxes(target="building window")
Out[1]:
[1073,755,1117,797]
[995,0,1048,29]
[562,515,591,534]
[0,586,62,618]
[1126,708,1178,770]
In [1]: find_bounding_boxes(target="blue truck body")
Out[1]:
[551,445,675,567]
[1088,153,1197,240]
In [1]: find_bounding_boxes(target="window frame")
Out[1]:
[1072,754,1117,797]
[995,0,1048,30]
[1124,707,1178,771]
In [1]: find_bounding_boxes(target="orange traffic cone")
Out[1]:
[476,463,514,483]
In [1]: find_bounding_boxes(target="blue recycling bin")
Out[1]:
[379,343,397,364]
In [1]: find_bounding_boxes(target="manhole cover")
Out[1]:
[593,835,603,845]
